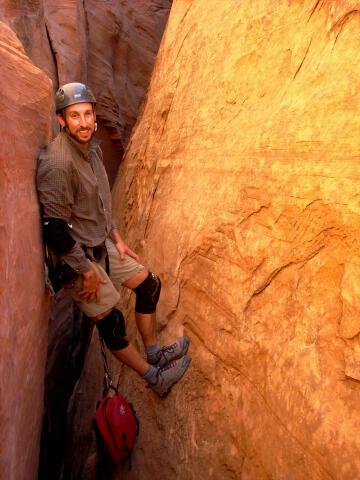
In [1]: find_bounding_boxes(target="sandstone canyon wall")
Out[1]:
[0,2,171,479]
[0,0,172,182]
[111,1,360,478]
[0,20,52,480]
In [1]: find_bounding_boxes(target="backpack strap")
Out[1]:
[99,334,118,396]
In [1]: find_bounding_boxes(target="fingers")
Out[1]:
[95,289,101,303]
[126,248,140,263]
[78,289,98,303]
[79,272,106,303]
[78,288,95,299]
[115,246,125,262]
[87,292,97,303]
[131,253,140,263]
[115,241,140,264]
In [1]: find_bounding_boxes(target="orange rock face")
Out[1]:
[0,20,52,480]
[112,1,360,478]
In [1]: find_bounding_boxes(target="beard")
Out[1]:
[65,125,95,144]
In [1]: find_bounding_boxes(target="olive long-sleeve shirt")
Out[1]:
[36,129,115,274]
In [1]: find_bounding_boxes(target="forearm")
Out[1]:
[60,243,92,274]
[109,226,123,244]
[108,225,140,263]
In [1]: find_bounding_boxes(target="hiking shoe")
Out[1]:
[149,355,191,397]
[149,336,190,368]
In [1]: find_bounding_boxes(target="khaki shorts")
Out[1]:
[64,239,144,317]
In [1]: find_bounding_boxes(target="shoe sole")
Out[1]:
[157,355,191,397]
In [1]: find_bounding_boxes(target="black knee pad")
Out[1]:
[133,272,161,314]
[95,309,129,350]
[43,217,76,255]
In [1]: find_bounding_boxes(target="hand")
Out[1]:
[78,268,107,303]
[115,239,140,264]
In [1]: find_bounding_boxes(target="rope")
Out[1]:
[95,245,118,396]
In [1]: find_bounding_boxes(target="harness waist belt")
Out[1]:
[82,243,107,263]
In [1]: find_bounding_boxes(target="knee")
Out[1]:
[95,308,129,350]
[133,272,161,314]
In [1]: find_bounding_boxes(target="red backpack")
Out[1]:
[93,387,139,464]
[93,337,139,474]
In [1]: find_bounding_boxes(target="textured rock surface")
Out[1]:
[0,20,52,480]
[0,2,171,478]
[112,1,360,478]
[86,0,172,176]
[0,2,171,479]
[0,0,57,82]
[0,0,172,182]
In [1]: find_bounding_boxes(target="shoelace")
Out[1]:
[159,341,178,355]
[146,360,178,388]
[159,360,177,372]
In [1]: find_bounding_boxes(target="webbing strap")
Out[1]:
[97,243,112,394]
[99,335,117,395]
[104,244,110,275]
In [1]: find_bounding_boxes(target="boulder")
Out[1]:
[0,20,52,480]
[112,1,360,478]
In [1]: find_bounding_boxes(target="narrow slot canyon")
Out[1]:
[2,1,360,479]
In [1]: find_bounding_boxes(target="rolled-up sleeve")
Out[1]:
[61,243,91,274]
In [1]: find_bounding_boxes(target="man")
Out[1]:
[36,82,190,397]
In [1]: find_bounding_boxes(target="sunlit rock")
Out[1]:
[112,1,360,478]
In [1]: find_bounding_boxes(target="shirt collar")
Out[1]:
[62,128,101,160]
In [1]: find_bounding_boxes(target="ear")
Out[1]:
[57,112,66,128]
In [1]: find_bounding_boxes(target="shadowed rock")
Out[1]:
[0,20,52,480]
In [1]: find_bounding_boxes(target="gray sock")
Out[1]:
[142,365,159,385]
[145,344,161,364]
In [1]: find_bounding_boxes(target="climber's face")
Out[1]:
[57,102,96,146]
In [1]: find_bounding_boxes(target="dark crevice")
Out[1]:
[308,0,324,22]
[143,180,160,237]
[44,21,59,90]
[293,38,312,81]
[82,0,89,84]
[38,294,93,480]
[331,9,360,46]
